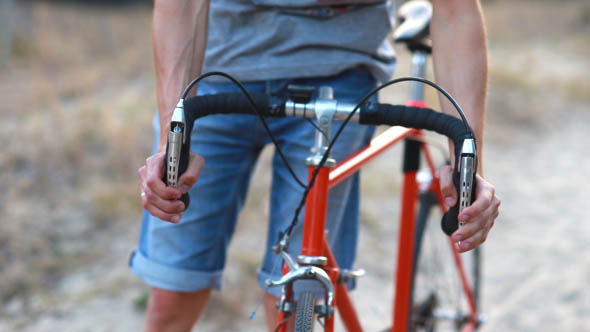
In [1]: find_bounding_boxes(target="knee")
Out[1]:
[146,288,211,331]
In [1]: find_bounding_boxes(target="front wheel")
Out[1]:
[295,291,316,332]
[410,191,482,332]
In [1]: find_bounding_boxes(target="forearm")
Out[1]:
[153,0,209,151]
[431,0,488,173]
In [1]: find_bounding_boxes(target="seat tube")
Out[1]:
[410,51,427,102]
[392,49,429,331]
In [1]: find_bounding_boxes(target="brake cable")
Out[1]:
[181,71,308,189]
[282,76,473,240]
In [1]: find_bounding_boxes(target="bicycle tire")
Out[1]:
[295,291,316,332]
[410,191,481,332]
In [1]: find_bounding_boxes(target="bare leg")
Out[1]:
[145,287,212,332]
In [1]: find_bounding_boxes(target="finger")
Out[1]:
[457,226,489,253]
[452,214,483,243]
[141,185,185,215]
[439,165,456,208]
[145,153,182,200]
[141,193,182,223]
[459,176,494,222]
[452,201,495,242]
[484,196,501,231]
[138,165,147,190]
[178,153,205,193]
[453,195,501,245]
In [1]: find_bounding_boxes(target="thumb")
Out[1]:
[439,165,457,209]
[178,152,205,194]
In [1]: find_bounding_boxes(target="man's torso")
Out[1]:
[203,0,397,83]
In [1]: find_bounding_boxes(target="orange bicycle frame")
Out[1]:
[275,103,479,332]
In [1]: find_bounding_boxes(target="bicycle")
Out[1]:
[164,2,482,331]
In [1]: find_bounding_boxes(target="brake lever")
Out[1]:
[164,99,190,209]
[441,138,477,236]
[458,138,476,228]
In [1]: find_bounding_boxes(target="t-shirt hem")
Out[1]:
[202,59,396,84]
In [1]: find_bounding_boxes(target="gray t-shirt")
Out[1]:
[202,0,396,83]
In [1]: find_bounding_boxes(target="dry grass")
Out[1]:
[0,1,154,312]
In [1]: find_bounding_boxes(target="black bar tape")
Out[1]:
[360,102,475,236]
[183,92,283,133]
[440,170,478,236]
[360,103,470,165]
[182,92,283,173]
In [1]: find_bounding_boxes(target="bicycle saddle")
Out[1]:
[393,0,432,44]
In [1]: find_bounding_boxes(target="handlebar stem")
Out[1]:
[305,86,337,167]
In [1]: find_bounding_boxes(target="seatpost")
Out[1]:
[410,50,428,100]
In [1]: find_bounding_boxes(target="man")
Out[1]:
[132,0,501,330]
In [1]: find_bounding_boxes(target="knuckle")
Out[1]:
[163,190,177,200]
[471,234,484,246]
[481,230,489,243]
[160,201,176,213]
[441,184,455,196]
[483,189,493,202]
[439,167,451,179]
[441,178,452,188]
[146,177,157,188]
[182,175,197,186]
[462,224,477,238]
[153,212,167,222]
[151,209,167,221]
[476,215,488,228]
[195,155,205,168]
[478,236,487,246]
[144,191,156,202]
[162,213,175,223]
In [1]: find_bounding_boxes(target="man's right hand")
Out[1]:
[138,151,205,223]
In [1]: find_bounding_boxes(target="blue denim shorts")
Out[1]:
[130,68,377,297]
